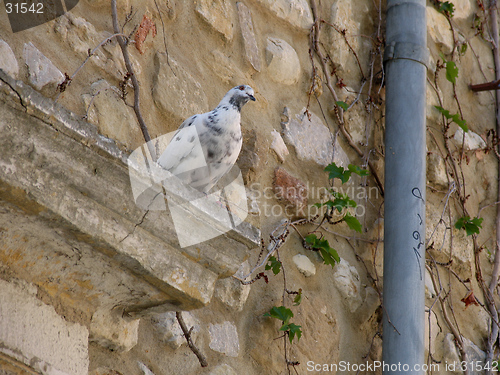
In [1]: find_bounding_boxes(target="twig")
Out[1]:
[485,1,500,370]
[321,20,365,79]
[427,263,469,375]
[347,80,367,110]
[309,0,384,197]
[111,0,156,160]
[153,0,170,56]
[489,0,500,301]
[232,219,291,283]
[175,311,208,367]
[54,32,128,102]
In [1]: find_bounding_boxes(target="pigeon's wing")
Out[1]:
[157,114,207,174]
[178,114,200,130]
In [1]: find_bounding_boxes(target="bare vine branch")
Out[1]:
[175,311,208,367]
[309,0,384,197]
[111,0,156,160]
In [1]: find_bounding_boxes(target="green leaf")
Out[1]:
[343,212,362,233]
[265,256,282,275]
[304,233,318,245]
[348,164,370,177]
[329,191,357,212]
[336,101,348,111]
[435,106,451,118]
[445,60,458,84]
[459,43,467,55]
[281,323,302,343]
[304,234,340,266]
[455,216,483,236]
[451,113,468,132]
[434,106,468,132]
[324,162,368,183]
[320,248,339,267]
[324,163,350,183]
[293,289,302,306]
[264,306,294,324]
[438,1,455,17]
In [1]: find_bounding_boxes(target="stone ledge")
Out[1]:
[0,69,260,324]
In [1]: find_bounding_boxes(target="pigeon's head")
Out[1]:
[225,85,256,111]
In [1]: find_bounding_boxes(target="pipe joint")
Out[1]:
[384,41,430,69]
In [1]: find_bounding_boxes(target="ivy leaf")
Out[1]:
[460,290,480,308]
[455,216,483,236]
[293,289,302,306]
[445,60,458,84]
[459,43,467,55]
[343,212,362,233]
[324,163,368,183]
[304,233,318,244]
[329,191,357,212]
[336,101,348,111]
[265,256,282,275]
[280,323,302,343]
[438,1,455,17]
[451,113,468,132]
[434,106,468,132]
[319,247,340,267]
[348,164,370,177]
[317,192,356,212]
[325,163,350,183]
[264,306,293,324]
[435,106,451,118]
[304,234,340,267]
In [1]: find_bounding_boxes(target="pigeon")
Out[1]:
[157,84,256,193]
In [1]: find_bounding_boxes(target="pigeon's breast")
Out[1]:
[200,109,242,164]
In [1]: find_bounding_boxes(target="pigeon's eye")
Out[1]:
[238,85,245,91]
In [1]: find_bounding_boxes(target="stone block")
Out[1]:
[150,311,200,349]
[209,321,240,357]
[283,108,350,167]
[442,334,485,374]
[427,152,449,189]
[237,128,266,184]
[273,167,308,211]
[196,0,234,41]
[265,37,301,85]
[214,261,252,311]
[332,258,362,312]
[0,278,89,375]
[255,0,313,30]
[270,129,289,162]
[237,2,261,71]
[83,79,142,147]
[23,42,64,91]
[427,6,454,55]
[0,40,18,78]
[293,254,316,277]
[453,128,487,150]
[90,309,140,352]
[153,54,209,124]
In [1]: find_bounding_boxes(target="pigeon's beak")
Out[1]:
[248,94,256,101]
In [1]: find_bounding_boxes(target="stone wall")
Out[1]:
[0,0,499,374]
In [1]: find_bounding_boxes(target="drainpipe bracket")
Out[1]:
[384,41,430,69]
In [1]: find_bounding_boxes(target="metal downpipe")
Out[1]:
[382,0,427,372]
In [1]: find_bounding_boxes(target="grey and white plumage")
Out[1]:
[157,85,256,193]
